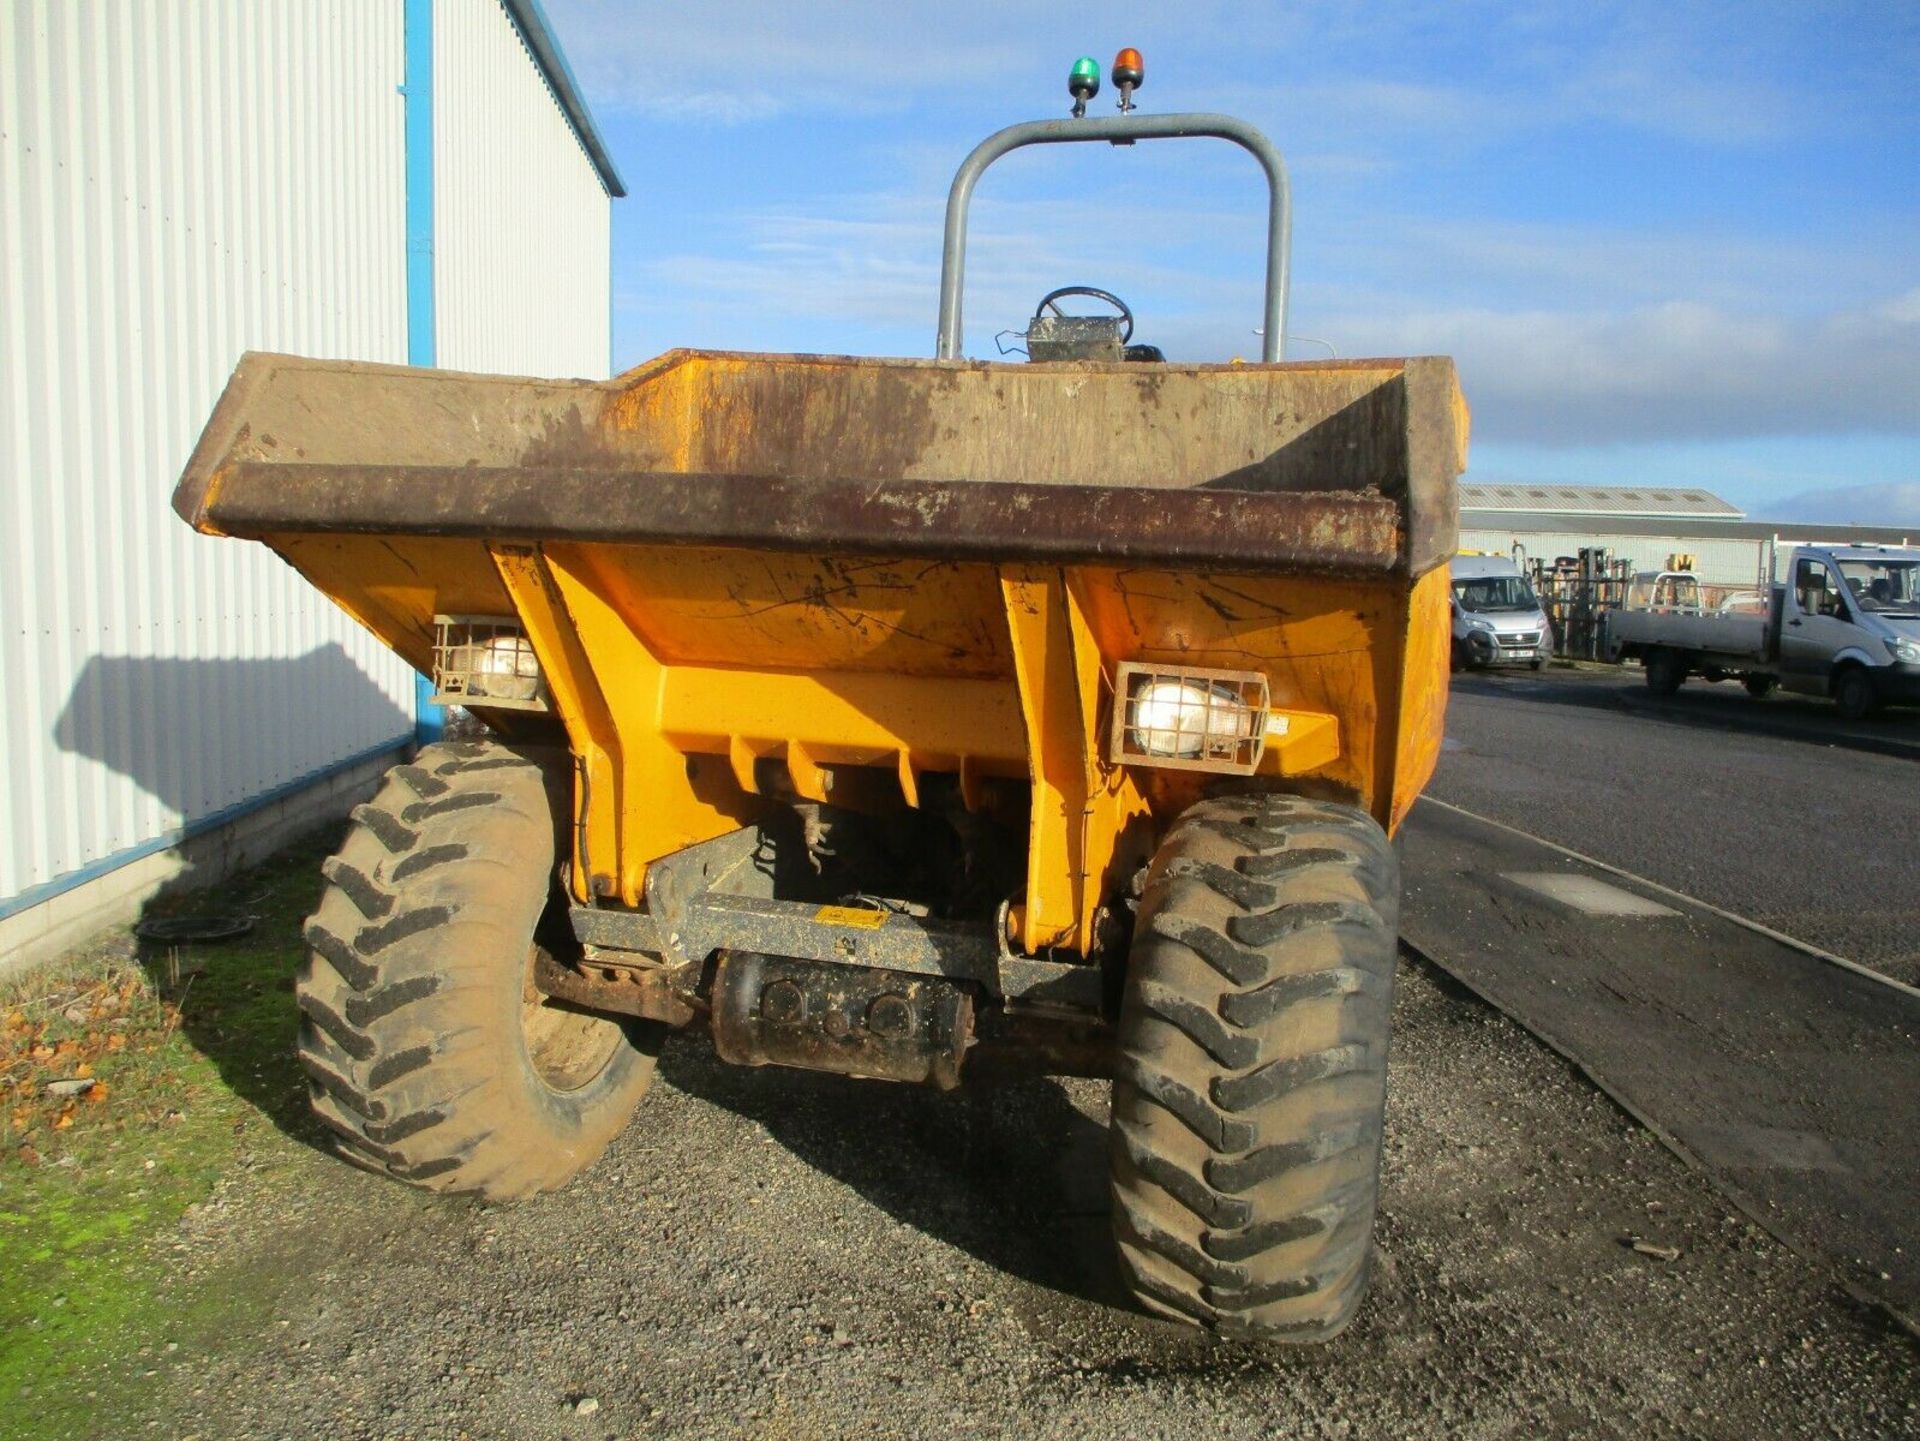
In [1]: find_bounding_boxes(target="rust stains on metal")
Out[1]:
[680,361,947,482]
[531,949,700,1027]
[518,401,619,470]
[709,951,975,1089]
[208,463,1405,576]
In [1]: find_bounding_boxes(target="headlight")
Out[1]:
[1110,663,1270,775]
[1468,617,1495,633]
[1889,636,1920,665]
[475,633,542,701]
[432,615,548,710]
[1130,680,1254,757]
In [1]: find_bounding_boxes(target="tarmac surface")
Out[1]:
[1431,665,1920,984]
[1400,796,1920,1328]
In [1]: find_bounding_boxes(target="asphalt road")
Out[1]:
[1399,799,1920,1326]
[1430,665,1920,985]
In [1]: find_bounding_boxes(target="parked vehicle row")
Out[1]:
[1603,545,1920,719]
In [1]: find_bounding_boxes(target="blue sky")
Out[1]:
[542,1,1919,524]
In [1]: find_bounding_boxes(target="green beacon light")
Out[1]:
[1068,55,1100,118]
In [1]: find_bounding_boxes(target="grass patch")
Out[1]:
[0,837,333,1437]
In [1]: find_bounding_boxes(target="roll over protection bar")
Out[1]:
[935,113,1292,362]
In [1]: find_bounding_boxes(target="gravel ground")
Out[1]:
[1431,668,1920,984]
[104,955,1918,1441]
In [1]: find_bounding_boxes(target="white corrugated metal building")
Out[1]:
[0,0,623,972]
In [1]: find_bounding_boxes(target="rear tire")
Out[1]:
[297,740,658,1200]
[1742,675,1777,699]
[1833,667,1877,722]
[1109,795,1398,1342]
[1644,651,1684,696]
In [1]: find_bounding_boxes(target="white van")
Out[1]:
[1450,554,1553,671]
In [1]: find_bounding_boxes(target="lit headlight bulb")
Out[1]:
[1129,679,1255,758]
[475,632,540,702]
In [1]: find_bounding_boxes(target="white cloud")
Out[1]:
[1327,295,1920,444]
[618,190,1267,350]
[1305,217,1915,315]
[1761,481,1920,527]
[1883,289,1920,325]
[541,0,1844,145]
[539,1,1029,123]
[1269,78,1503,139]
[1535,5,1811,145]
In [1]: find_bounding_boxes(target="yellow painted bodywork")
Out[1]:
[224,347,1465,960]
[269,532,1448,955]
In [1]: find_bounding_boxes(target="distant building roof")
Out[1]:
[1461,484,1743,520]
[1457,513,1915,546]
[502,0,626,198]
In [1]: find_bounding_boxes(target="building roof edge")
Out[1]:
[501,0,626,198]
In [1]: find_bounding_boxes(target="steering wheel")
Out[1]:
[1033,286,1133,343]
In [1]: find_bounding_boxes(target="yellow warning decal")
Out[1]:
[813,905,889,930]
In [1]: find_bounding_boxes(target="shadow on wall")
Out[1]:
[1196,387,1409,496]
[52,642,412,834]
[28,647,411,1147]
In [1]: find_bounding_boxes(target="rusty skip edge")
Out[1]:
[195,462,1409,575]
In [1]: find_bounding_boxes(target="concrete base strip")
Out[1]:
[1399,798,1920,1334]
[0,743,406,980]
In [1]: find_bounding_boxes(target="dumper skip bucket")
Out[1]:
[177,346,1465,956]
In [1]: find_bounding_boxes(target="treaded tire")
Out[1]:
[1743,675,1777,699]
[296,740,658,1200]
[1109,794,1398,1342]
[1644,651,1684,696]
[1833,667,1876,722]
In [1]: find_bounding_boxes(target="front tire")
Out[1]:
[1109,795,1398,1342]
[1742,675,1777,699]
[1644,651,1684,696]
[1833,667,1877,721]
[297,741,658,1200]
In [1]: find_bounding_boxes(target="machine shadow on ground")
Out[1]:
[657,1038,1137,1314]
[47,647,415,1156]
[127,833,342,1156]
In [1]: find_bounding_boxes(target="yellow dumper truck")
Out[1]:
[176,96,1464,1341]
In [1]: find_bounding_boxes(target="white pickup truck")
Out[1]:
[1604,545,1920,720]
